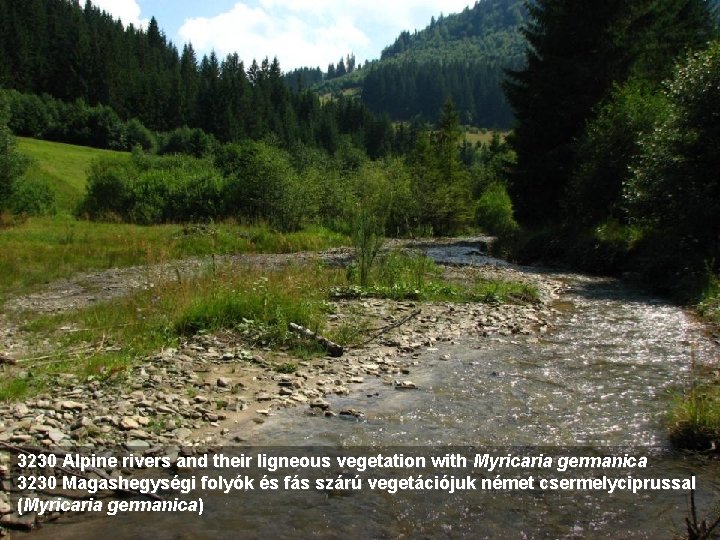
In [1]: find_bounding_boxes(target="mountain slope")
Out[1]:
[308,0,526,128]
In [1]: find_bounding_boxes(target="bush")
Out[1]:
[627,41,720,257]
[8,177,56,216]
[475,182,519,239]
[158,126,214,157]
[218,141,310,232]
[78,154,226,224]
[124,119,157,152]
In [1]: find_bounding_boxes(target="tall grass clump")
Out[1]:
[669,348,720,450]
[174,273,328,346]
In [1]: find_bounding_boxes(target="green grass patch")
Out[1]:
[668,384,720,450]
[0,217,345,299]
[698,272,720,326]
[17,137,130,213]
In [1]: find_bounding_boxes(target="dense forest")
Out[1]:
[0,0,398,156]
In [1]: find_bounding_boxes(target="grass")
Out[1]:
[17,137,130,213]
[0,217,346,299]
[462,129,509,146]
[668,346,720,450]
[340,251,538,303]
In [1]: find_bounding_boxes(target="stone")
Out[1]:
[120,417,140,430]
[57,400,85,412]
[125,439,151,451]
[256,393,272,402]
[309,399,330,411]
[395,380,417,390]
[0,512,36,530]
[216,377,232,388]
[47,429,68,443]
[174,428,193,441]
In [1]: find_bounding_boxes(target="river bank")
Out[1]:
[0,241,563,532]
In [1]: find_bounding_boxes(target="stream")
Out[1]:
[29,248,720,539]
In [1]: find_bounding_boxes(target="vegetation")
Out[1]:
[0,217,344,299]
[17,136,129,213]
[341,251,536,303]
[0,103,29,212]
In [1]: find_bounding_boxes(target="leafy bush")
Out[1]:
[627,41,720,256]
[124,119,157,152]
[218,141,310,232]
[475,182,519,239]
[78,154,226,224]
[8,177,56,216]
[158,126,214,157]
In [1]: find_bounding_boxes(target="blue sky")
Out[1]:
[90,0,475,70]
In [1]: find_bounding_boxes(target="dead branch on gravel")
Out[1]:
[361,309,421,346]
[288,323,344,357]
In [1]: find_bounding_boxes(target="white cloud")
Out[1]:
[178,0,473,71]
[91,0,149,29]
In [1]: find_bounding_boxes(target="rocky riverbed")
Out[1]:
[0,243,564,532]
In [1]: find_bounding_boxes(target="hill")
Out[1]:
[304,0,526,128]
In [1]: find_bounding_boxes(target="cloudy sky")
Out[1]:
[90,0,475,70]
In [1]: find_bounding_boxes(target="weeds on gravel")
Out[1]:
[0,217,345,299]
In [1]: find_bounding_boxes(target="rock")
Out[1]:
[0,512,36,530]
[125,439,151,451]
[174,428,192,441]
[348,377,364,384]
[256,393,272,402]
[339,409,364,419]
[47,429,68,443]
[394,380,418,390]
[216,377,232,388]
[309,399,330,411]
[120,417,140,430]
[0,501,12,514]
[57,400,85,412]
[440,354,451,361]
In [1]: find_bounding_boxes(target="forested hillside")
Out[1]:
[0,0,397,155]
[303,0,526,127]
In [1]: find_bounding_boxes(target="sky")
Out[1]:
[90,0,475,71]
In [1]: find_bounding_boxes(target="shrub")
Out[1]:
[475,182,519,239]
[8,177,56,216]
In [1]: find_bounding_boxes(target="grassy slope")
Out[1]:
[17,137,129,213]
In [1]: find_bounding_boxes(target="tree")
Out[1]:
[626,41,720,258]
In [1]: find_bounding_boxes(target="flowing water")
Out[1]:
[31,248,720,539]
